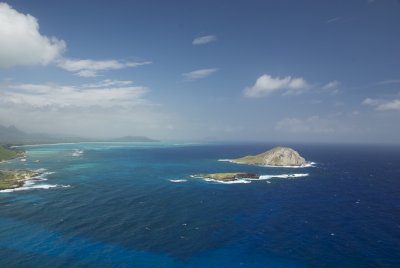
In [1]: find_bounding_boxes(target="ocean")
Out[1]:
[0,142,399,267]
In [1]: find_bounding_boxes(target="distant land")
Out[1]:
[0,124,158,145]
[110,136,158,142]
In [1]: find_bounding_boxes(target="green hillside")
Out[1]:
[0,146,23,161]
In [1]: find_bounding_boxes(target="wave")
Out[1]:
[218,159,316,168]
[203,178,251,184]
[0,184,70,193]
[72,149,84,157]
[262,162,316,168]
[169,179,187,183]
[193,173,309,184]
[258,173,309,180]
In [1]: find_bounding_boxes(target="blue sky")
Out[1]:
[0,0,399,143]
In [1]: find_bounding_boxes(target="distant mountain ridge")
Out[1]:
[110,136,158,142]
[0,124,158,145]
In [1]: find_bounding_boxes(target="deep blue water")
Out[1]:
[0,142,399,267]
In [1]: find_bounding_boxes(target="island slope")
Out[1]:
[231,146,307,167]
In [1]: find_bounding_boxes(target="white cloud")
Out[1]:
[1,81,147,109]
[244,74,310,97]
[376,79,400,85]
[363,98,400,111]
[183,68,218,81]
[57,59,152,77]
[0,80,177,138]
[192,35,217,45]
[0,3,66,68]
[83,79,134,88]
[327,17,341,24]
[322,80,340,94]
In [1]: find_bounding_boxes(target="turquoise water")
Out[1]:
[0,142,399,267]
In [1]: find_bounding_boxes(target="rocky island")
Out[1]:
[198,172,259,182]
[231,146,307,167]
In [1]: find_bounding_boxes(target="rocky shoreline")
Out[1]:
[0,170,41,190]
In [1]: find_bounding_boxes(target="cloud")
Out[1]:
[192,35,217,45]
[0,79,177,138]
[57,59,152,77]
[1,80,147,109]
[363,98,400,111]
[322,80,340,94]
[244,74,310,97]
[0,3,66,68]
[376,79,400,85]
[327,17,341,23]
[183,68,218,81]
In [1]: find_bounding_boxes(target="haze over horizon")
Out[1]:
[0,0,399,143]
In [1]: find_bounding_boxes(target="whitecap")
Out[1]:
[203,178,251,184]
[258,173,309,180]
[72,149,84,157]
[262,162,316,168]
[219,159,316,168]
[0,184,70,193]
[169,179,187,183]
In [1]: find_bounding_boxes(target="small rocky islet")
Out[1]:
[200,172,258,182]
[196,147,309,183]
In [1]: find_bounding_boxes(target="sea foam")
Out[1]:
[193,173,309,184]
[257,173,309,180]
[169,179,188,183]
[72,150,84,157]
[0,184,70,193]
[218,159,316,168]
[203,178,251,184]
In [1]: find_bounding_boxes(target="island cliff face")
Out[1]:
[232,147,306,167]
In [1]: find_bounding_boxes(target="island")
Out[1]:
[109,136,158,142]
[198,172,259,182]
[231,146,307,167]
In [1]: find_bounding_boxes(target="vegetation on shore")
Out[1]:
[0,170,37,190]
[0,146,30,190]
[0,146,24,162]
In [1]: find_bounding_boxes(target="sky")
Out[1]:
[0,0,399,143]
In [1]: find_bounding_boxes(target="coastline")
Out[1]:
[0,170,41,191]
